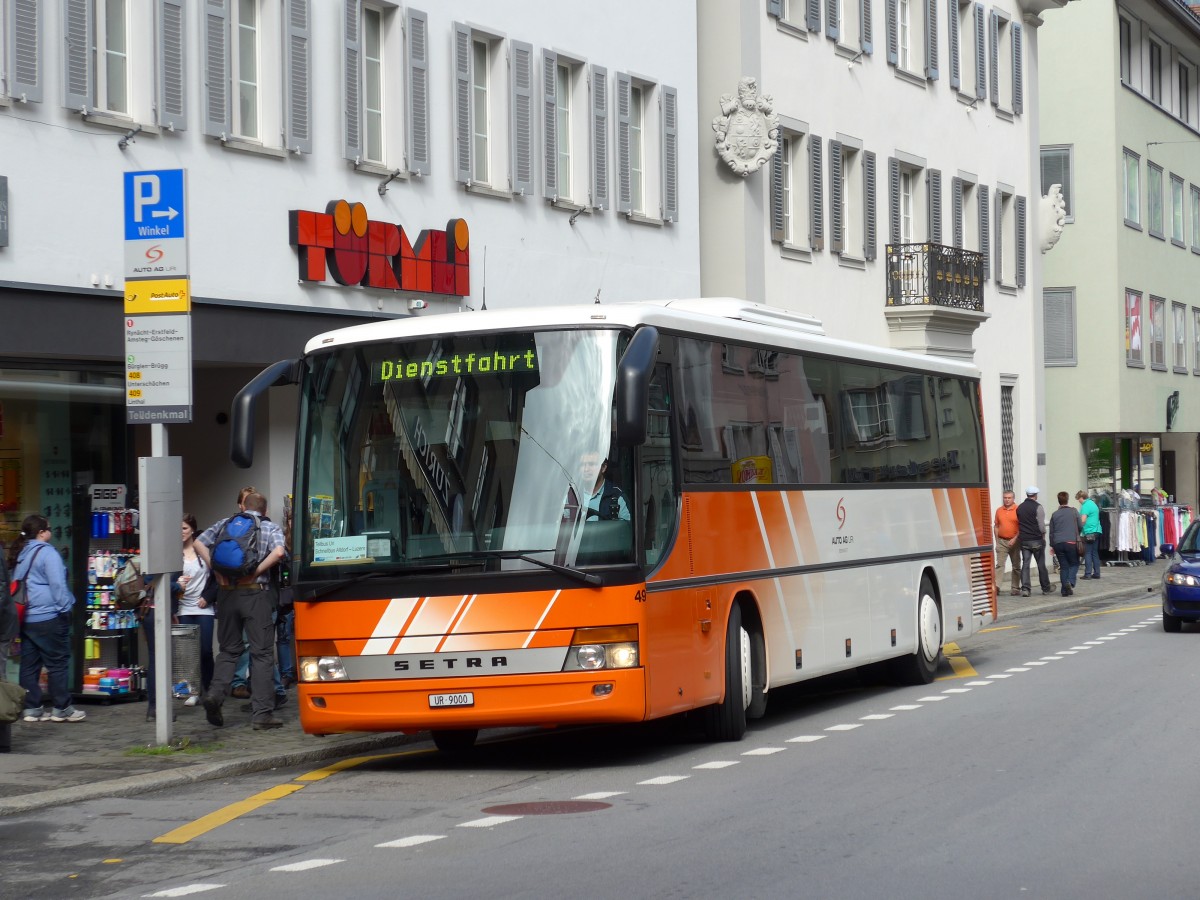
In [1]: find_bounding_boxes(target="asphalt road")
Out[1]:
[1,593,1187,900]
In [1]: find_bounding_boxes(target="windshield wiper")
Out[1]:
[298,566,449,601]
[417,549,602,586]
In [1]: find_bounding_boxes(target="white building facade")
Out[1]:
[1041,0,1200,516]
[696,0,1064,503]
[0,0,700,534]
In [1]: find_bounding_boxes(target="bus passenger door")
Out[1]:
[644,585,710,717]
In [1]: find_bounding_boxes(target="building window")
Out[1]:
[999,383,1014,494]
[615,73,677,222]
[543,52,591,205]
[1044,288,1076,366]
[361,7,383,163]
[1120,16,1132,84]
[1171,174,1185,247]
[1174,302,1188,373]
[1126,289,1143,366]
[830,0,869,54]
[234,0,259,140]
[1123,149,1140,228]
[770,129,813,251]
[1149,38,1163,106]
[897,0,911,70]
[886,0,933,79]
[1193,308,1200,374]
[989,10,1015,110]
[1180,60,1194,125]
[900,168,914,242]
[1148,163,1164,239]
[951,0,984,99]
[556,63,571,192]
[1150,296,1166,370]
[470,39,489,182]
[951,176,980,251]
[1191,184,1200,253]
[1040,145,1073,221]
[994,186,1020,286]
[830,139,871,259]
[61,0,128,115]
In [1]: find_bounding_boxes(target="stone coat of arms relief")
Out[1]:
[712,76,780,177]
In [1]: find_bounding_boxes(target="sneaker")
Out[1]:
[184,695,198,707]
[50,708,86,723]
[1009,590,1021,596]
[22,709,49,723]
[1021,590,1031,597]
[252,716,284,730]
[202,694,224,727]
[274,692,288,710]
[230,685,251,699]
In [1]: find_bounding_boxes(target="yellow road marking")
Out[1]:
[938,641,978,679]
[153,747,433,844]
[981,624,1020,633]
[1041,603,1157,624]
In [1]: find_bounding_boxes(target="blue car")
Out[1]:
[1163,523,1200,632]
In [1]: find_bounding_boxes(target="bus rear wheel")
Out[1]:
[702,604,750,741]
[432,729,479,753]
[890,576,942,685]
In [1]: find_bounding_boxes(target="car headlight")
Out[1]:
[562,625,639,671]
[299,656,348,682]
[1166,572,1200,587]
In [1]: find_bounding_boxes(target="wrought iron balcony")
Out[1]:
[885,243,985,312]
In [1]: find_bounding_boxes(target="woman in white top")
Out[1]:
[175,514,215,696]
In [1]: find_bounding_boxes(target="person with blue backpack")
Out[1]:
[194,491,287,730]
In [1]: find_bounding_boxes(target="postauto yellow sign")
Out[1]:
[124,278,190,314]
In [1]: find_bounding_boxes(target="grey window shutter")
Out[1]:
[1044,291,1075,364]
[590,65,609,209]
[285,0,311,154]
[767,0,783,17]
[615,71,632,214]
[952,176,963,247]
[1015,194,1027,287]
[156,0,187,131]
[342,0,361,161]
[989,11,999,107]
[826,0,839,40]
[927,169,942,243]
[948,0,960,90]
[925,0,938,81]
[770,143,786,243]
[979,185,989,281]
[541,50,558,199]
[810,135,824,250]
[203,0,231,138]
[807,0,821,33]
[453,22,472,185]
[62,0,93,112]
[974,3,986,100]
[886,0,898,66]
[406,9,430,176]
[829,140,844,253]
[888,156,900,245]
[11,0,43,103]
[662,85,678,222]
[1012,22,1024,115]
[862,0,873,53]
[511,42,534,196]
[864,150,877,260]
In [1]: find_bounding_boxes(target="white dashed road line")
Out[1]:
[269,860,343,873]
[694,761,739,769]
[786,735,826,743]
[458,815,523,828]
[638,775,690,785]
[144,887,225,898]
[825,723,863,731]
[742,747,786,756]
[574,791,627,800]
[376,835,445,849]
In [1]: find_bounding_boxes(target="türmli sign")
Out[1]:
[290,199,469,297]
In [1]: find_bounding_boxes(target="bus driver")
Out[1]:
[579,451,631,523]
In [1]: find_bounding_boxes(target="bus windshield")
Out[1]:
[296,328,635,582]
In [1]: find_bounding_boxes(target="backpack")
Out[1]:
[7,543,48,630]
[113,555,147,610]
[210,512,261,580]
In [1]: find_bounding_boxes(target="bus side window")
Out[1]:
[642,363,676,566]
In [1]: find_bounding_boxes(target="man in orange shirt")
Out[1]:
[993,490,1021,596]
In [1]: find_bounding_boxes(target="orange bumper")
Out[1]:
[296,669,648,735]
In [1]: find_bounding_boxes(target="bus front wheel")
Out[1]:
[702,604,750,741]
[432,728,479,753]
[891,576,942,685]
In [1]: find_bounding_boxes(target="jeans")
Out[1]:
[177,614,216,693]
[1053,542,1080,592]
[1020,540,1052,593]
[1082,535,1102,577]
[208,586,277,721]
[276,609,295,681]
[20,614,73,713]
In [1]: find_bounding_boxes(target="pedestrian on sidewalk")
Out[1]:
[196,491,287,731]
[1076,490,1103,579]
[175,514,216,697]
[1049,491,1081,596]
[993,490,1022,597]
[10,515,85,723]
[1017,487,1054,597]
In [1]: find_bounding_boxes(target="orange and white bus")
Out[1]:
[231,298,996,749]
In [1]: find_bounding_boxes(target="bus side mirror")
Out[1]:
[614,326,659,447]
[230,358,302,468]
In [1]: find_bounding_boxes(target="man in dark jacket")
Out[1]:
[1016,486,1054,597]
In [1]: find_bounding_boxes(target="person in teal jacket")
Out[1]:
[1076,490,1103,579]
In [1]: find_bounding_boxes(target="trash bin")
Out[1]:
[170,625,202,697]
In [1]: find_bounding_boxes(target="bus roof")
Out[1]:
[304,297,981,379]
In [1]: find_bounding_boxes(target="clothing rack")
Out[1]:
[1099,503,1194,567]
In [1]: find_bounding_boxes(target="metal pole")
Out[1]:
[151,424,172,745]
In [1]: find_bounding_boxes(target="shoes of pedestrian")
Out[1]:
[1021,590,1031,597]
[230,685,251,699]
[274,692,288,710]
[1042,588,1055,595]
[202,694,224,727]
[281,675,296,689]
[1009,590,1021,596]
[22,709,50,723]
[252,716,284,731]
[50,708,86,723]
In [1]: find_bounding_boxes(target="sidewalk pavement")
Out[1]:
[0,557,1168,817]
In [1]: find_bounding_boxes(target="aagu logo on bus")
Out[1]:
[832,497,854,545]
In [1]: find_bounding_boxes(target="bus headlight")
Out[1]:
[300,656,348,682]
[562,626,639,671]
